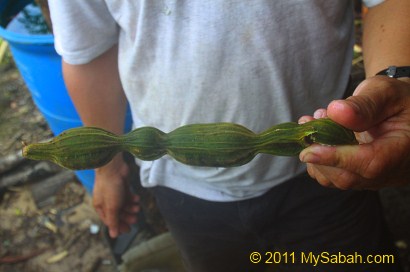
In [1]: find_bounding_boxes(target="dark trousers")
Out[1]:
[151,173,402,272]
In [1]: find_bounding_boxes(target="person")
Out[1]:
[48,1,410,271]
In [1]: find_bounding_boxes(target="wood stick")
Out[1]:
[0,162,60,189]
[0,152,26,174]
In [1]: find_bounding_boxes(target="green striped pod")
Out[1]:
[22,118,358,170]
[22,127,122,170]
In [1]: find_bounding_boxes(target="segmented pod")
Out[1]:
[121,127,167,161]
[304,118,358,145]
[22,118,358,170]
[22,127,122,170]
[166,123,258,167]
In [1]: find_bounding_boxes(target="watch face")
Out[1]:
[377,66,410,78]
[386,66,397,77]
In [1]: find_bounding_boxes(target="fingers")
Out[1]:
[305,163,334,188]
[304,158,363,190]
[93,192,141,238]
[101,206,140,237]
[300,135,409,189]
[93,204,121,238]
[107,208,140,238]
[306,162,370,190]
[121,194,141,226]
[113,199,141,237]
[129,193,141,205]
[298,108,327,124]
[121,209,139,225]
[313,109,327,119]
[123,203,140,214]
[327,76,409,131]
[301,144,374,176]
[105,205,121,238]
[300,77,410,189]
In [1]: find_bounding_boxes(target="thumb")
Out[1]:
[106,210,120,238]
[327,77,403,131]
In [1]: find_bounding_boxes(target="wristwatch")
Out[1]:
[376,66,410,78]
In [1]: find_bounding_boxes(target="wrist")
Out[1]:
[397,77,410,85]
[95,153,128,179]
[375,66,410,85]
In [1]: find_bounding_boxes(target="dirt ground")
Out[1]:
[0,58,166,272]
[0,63,118,271]
[0,47,409,272]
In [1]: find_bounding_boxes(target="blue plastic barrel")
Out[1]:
[0,0,132,193]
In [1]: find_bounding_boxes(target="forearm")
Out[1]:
[63,48,137,236]
[62,44,127,134]
[362,0,410,79]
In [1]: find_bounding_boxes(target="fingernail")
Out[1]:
[333,99,360,114]
[298,117,308,124]
[313,109,326,119]
[301,152,321,164]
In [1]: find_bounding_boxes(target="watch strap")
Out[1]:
[376,66,410,78]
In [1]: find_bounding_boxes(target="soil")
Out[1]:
[0,48,409,271]
[0,182,116,272]
[0,59,166,272]
[0,63,118,271]
[0,3,165,270]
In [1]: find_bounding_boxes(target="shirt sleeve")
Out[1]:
[48,0,119,65]
[362,0,385,8]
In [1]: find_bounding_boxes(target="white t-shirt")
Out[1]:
[49,0,383,201]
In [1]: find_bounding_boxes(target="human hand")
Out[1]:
[92,154,140,238]
[299,76,410,190]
